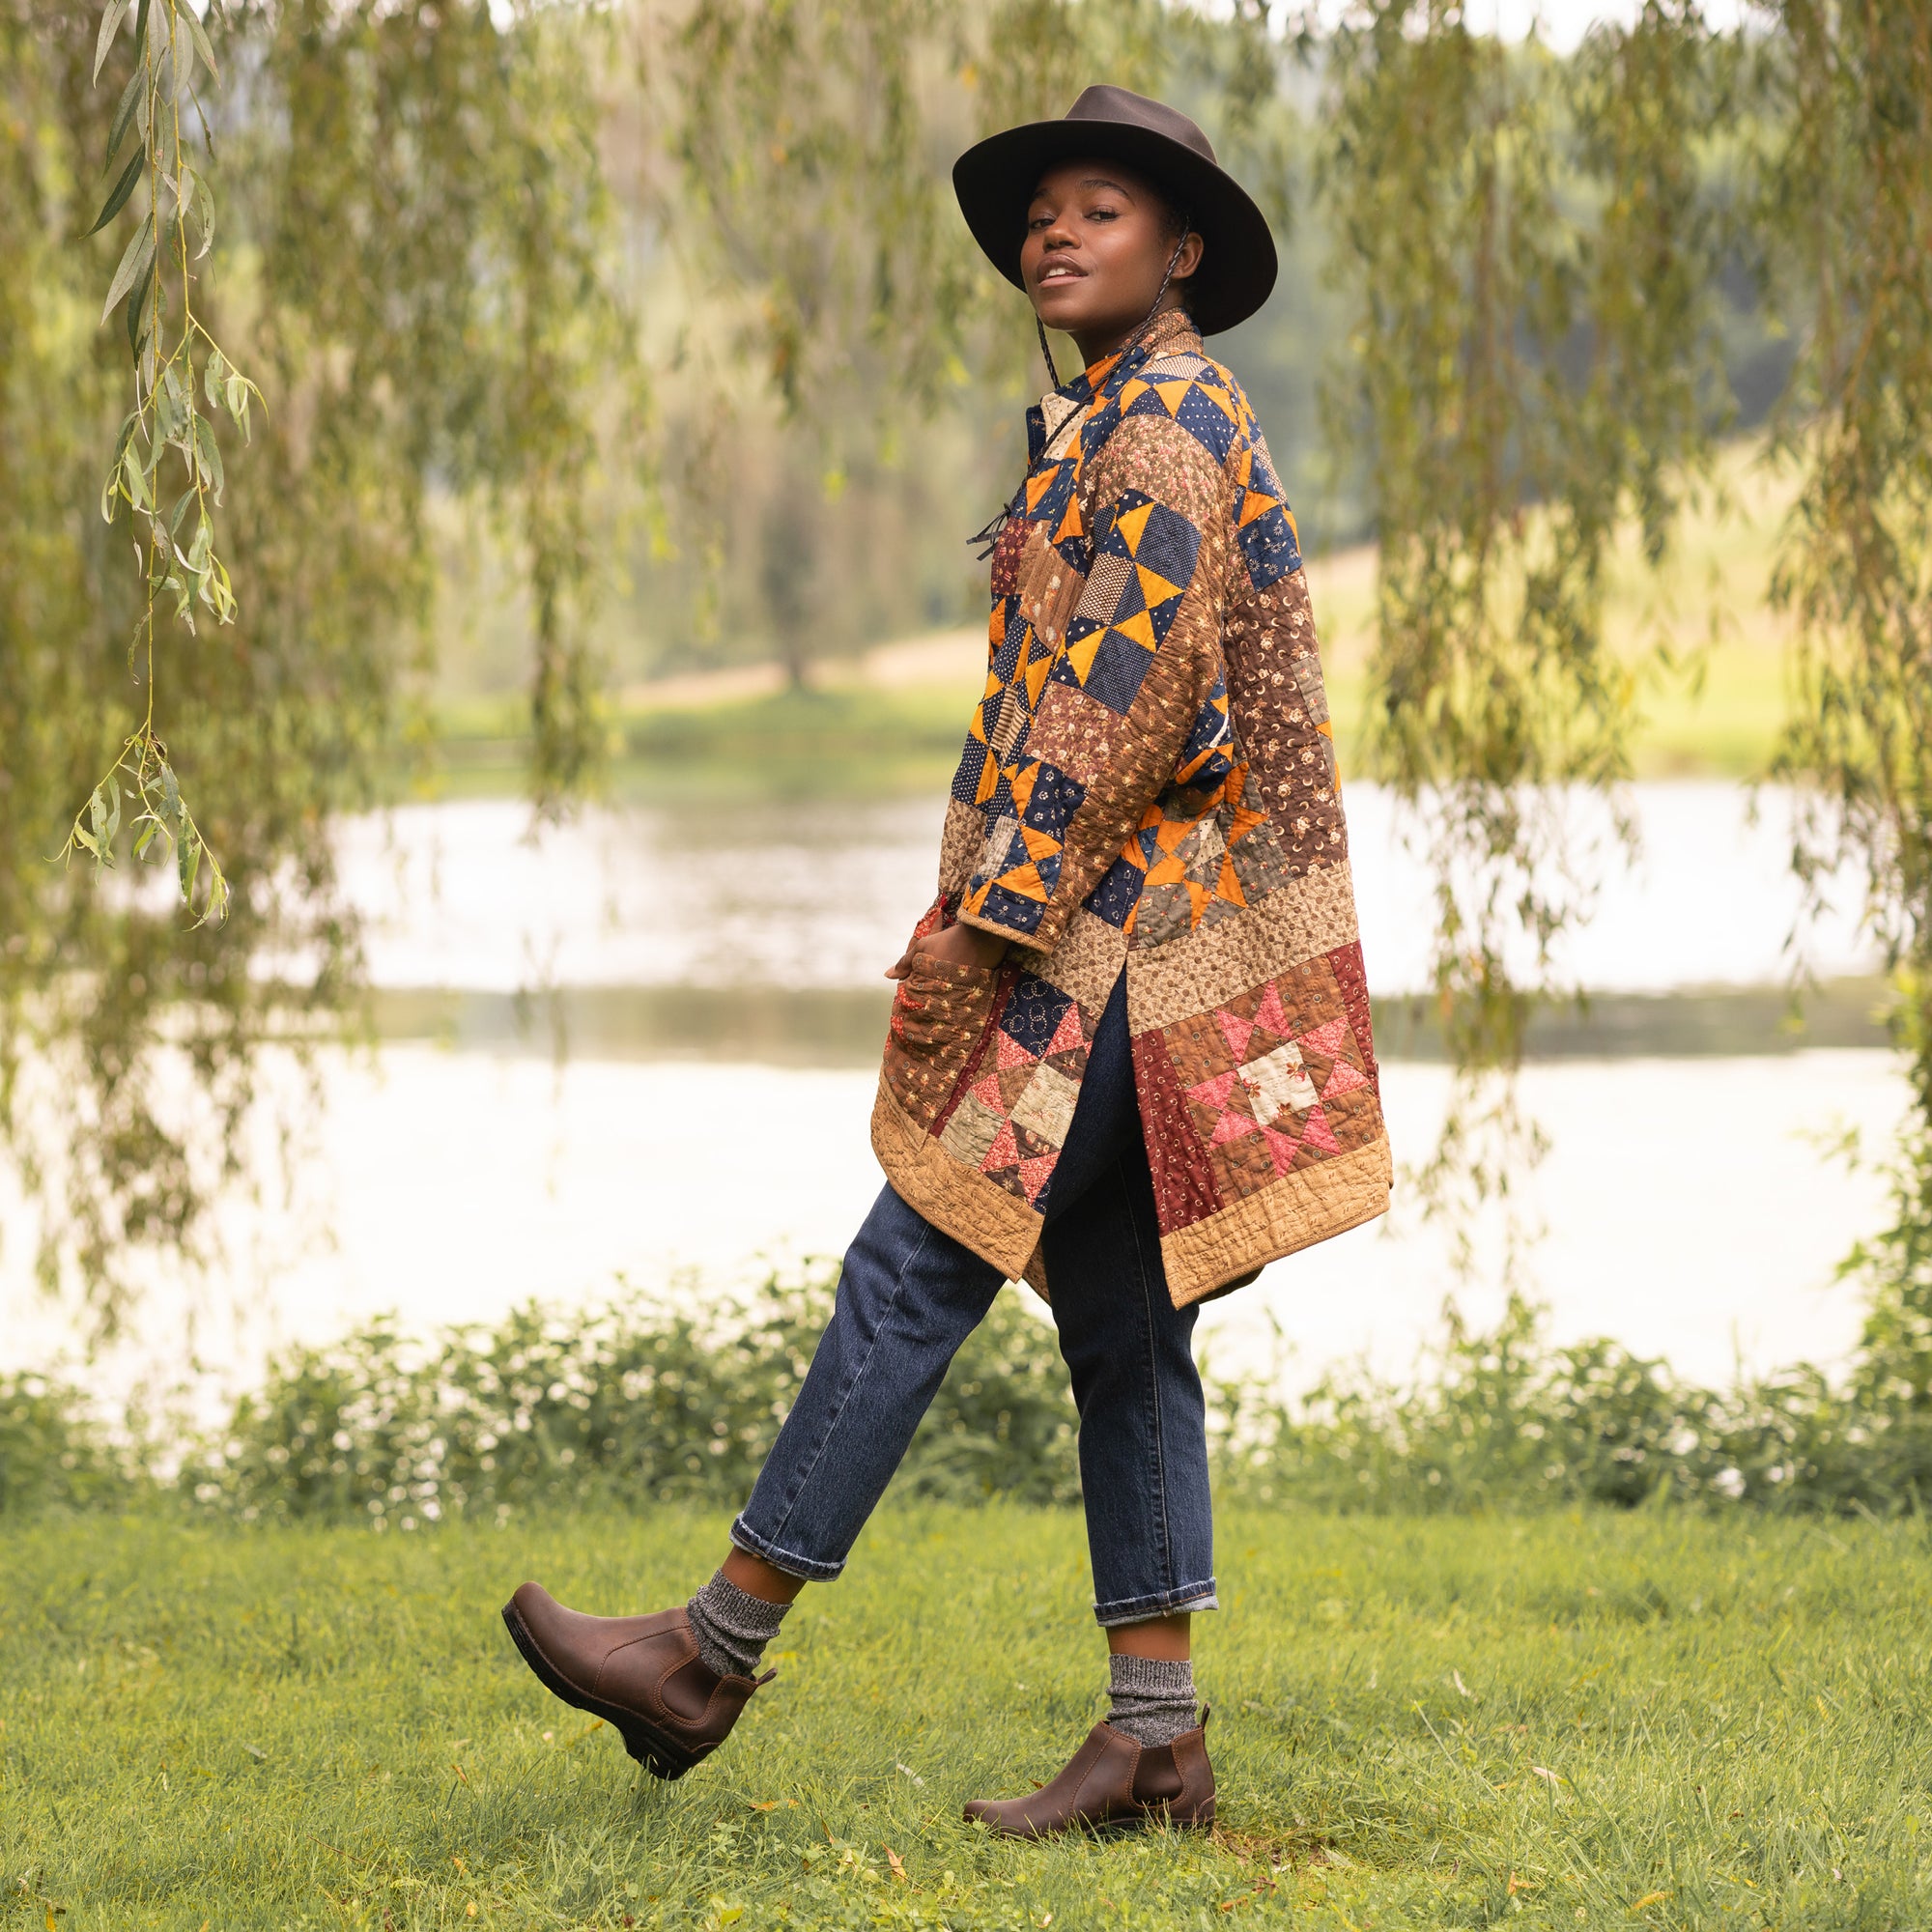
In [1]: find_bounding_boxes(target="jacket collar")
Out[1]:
[1026,307,1204,464]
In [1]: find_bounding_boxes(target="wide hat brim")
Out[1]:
[952,100,1278,338]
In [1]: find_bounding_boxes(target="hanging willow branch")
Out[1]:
[1316,0,1730,1282]
[1761,0,1932,1394]
[65,0,261,923]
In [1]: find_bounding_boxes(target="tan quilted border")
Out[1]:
[1161,1132,1394,1308]
[869,1075,1042,1279]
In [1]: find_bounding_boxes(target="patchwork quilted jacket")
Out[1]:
[871,308,1392,1306]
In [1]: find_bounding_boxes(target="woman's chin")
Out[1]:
[1031,288,1098,333]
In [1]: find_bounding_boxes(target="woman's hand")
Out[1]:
[886,920,1009,980]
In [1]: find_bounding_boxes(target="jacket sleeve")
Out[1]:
[955,409,1231,953]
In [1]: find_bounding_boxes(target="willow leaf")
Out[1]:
[100,213,155,324]
[126,256,154,356]
[93,0,131,82]
[87,152,145,237]
[184,8,217,77]
[186,167,214,260]
[106,63,144,165]
[193,416,224,500]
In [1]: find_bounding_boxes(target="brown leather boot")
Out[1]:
[501,1581,774,1780]
[962,1710,1215,1838]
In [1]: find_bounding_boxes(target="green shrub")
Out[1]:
[1213,1293,1932,1515]
[16,1257,1932,1522]
[183,1264,1079,1525]
[0,1371,136,1514]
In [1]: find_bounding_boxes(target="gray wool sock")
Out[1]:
[1107,1654,1200,1748]
[685,1568,790,1681]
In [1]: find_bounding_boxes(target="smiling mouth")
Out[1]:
[1036,264,1087,286]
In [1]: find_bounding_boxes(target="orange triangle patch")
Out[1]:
[1113,501,1152,552]
[1136,563,1183,607]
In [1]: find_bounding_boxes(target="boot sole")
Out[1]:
[500,1599,701,1781]
[966,1799,1216,1839]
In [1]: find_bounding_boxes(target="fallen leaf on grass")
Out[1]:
[1452,1671,1475,1700]
[895,1762,926,1786]
[241,1743,267,1761]
[1507,1872,1534,1896]
[884,1845,909,1884]
[1631,1892,1671,1912]
[452,1762,469,1785]
[747,1800,783,1812]
[1531,1766,1565,1786]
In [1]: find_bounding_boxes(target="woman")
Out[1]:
[502,85,1391,1839]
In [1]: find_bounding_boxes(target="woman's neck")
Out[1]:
[1070,298,1190,377]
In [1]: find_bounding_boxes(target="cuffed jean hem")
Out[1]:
[1093,1579,1220,1628]
[728,1515,844,1583]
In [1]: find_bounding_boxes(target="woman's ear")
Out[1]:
[1175,229,1205,285]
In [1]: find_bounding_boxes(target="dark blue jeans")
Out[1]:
[731,974,1217,1626]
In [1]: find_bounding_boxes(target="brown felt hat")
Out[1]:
[952,84,1278,337]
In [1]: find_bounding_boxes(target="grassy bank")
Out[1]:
[5,1506,1929,1929]
[412,447,1802,804]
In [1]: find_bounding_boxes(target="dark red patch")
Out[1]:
[1324,940,1380,1097]
[989,513,1030,601]
[1131,1027,1222,1234]
[929,961,1020,1140]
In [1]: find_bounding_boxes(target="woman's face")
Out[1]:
[1020,156,1202,357]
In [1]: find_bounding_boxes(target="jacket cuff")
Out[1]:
[953,903,1036,948]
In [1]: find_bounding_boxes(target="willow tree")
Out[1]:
[1317,0,1932,1345]
[1,0,631,1334]
[13,0,1932,1363]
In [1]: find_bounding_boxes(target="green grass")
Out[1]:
[7,1508,1932,1929]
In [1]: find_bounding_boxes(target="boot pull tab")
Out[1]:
[1199,1703,1212,1735]
[753,1666,779,1690]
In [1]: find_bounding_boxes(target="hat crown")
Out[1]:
[1062,85,1218,170]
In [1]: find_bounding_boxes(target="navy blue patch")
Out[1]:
[1236,503,1302,590]
[977,882,1046,936]
[1174,383,1240,464]
[1091,489,1145,561]
[949,743,988,807]
[1020,762,1085,838]
[1083,854,1144,928]
[990,611,1025,685]
[1027,460,1077,535]
[999,974,1074,1056]
[1129,500,1202,587]
[1082,631,1154,714]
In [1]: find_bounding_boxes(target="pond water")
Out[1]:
[1,781,1910,1412]
[339,780,1877,999]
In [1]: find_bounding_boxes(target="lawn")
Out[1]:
[6,1505,1928,1929]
